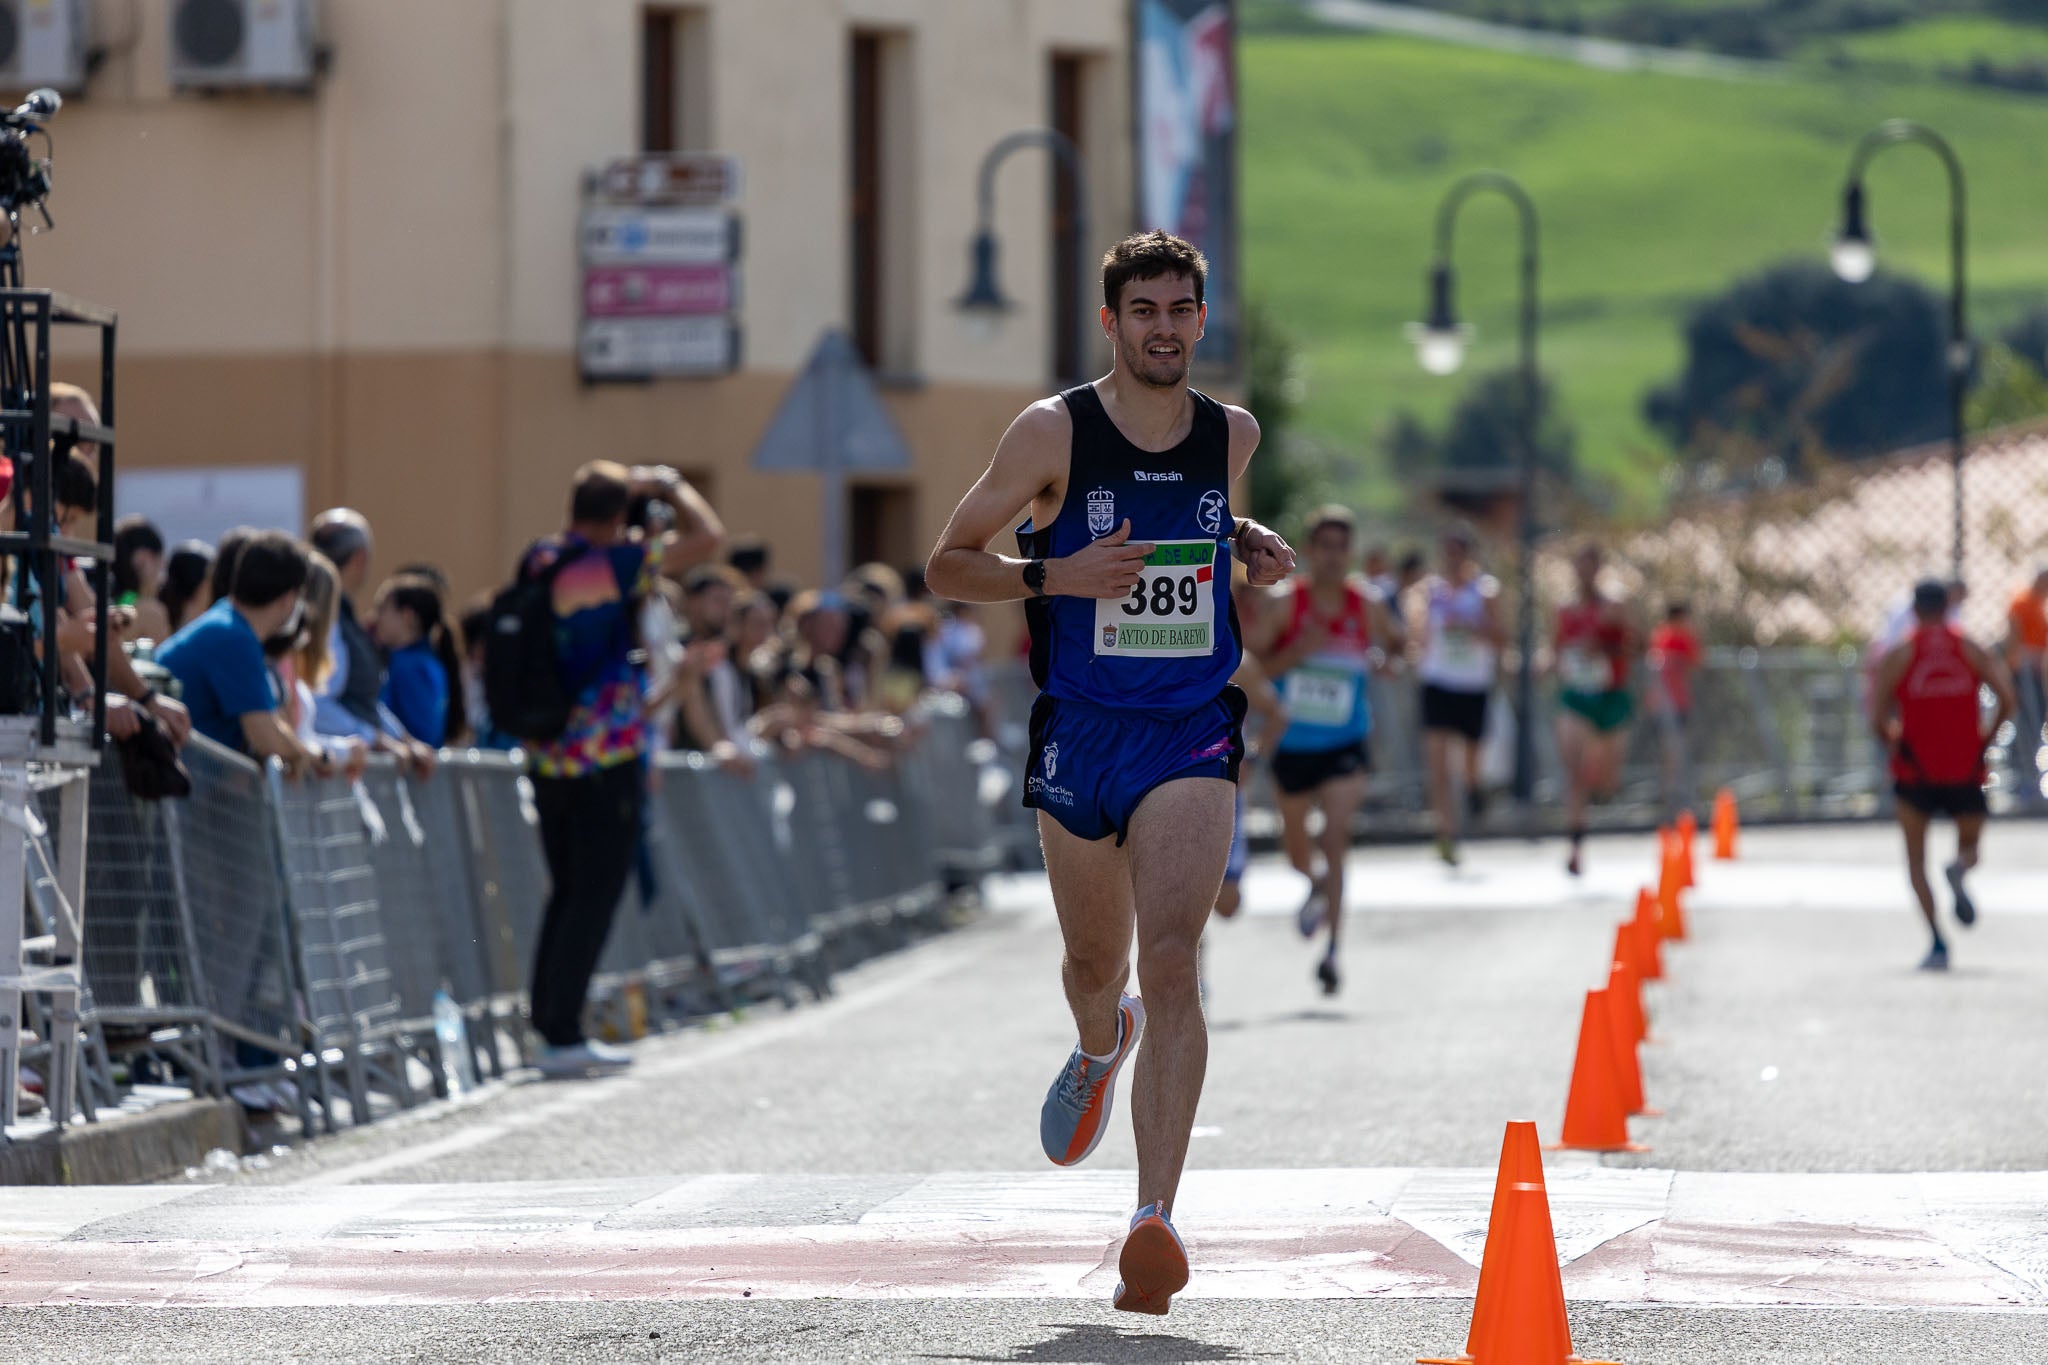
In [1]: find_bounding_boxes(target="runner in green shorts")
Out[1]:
[1553,544,1639,876]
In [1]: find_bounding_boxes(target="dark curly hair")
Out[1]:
[1101,229,1207,314]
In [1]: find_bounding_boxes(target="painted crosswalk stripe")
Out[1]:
[1,1169,2045,1309]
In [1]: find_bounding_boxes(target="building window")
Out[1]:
[850,483,916,571]
[849,30,917,375]
[1050,53,1089,384]
[642,7,710,153]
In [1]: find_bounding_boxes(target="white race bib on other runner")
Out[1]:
[1096,539,1218,659]
[1284,663,1358,728]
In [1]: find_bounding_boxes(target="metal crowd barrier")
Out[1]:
[988,644,2033,844]
[38,693,1008,1131]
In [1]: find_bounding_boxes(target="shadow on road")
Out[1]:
[1211,1007,1353,1032]
[928,1322,1275,1361]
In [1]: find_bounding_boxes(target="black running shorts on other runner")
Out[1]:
[1894,781,1989,818]
[1421,683,1489,742]
[1271,739,1371,796]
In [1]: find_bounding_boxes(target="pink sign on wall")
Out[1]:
[584,264,736,318]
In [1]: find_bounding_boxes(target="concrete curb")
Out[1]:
[0,1099,246,1186]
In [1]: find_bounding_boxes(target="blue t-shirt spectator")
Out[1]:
[158,597,277,752]
[381,640,448,748]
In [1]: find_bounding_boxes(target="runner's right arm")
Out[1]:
[1869,641,1912,740]
[926,400,1154,603]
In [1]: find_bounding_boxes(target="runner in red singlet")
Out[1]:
[1250,507,1402,994]
[1871,580,2016,971]
[1552,544,1637,876]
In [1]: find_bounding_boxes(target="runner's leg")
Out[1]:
[1557,710,1592,869]
[1425,728,1455,845]
[1955,811,1984,872]
[1317,772,1369,963]
[1277,788,1317,884]
[1896,802,1938,942]
[1124,776,1235,1214]
[1040,812,1136,1058]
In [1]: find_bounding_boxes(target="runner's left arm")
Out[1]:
[1958,636,2018,738]
[1222,405,1294,587]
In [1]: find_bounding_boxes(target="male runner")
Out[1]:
[1416,527,1502,867]
[926,230,1293,1316]
[1251,507,1402,994]
[1554,543,1637,877]
[1649,600,1703,822]
[1871,580,2015,971]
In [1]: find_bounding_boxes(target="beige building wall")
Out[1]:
[20,0,1133,604]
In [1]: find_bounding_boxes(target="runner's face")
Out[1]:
[1106,274,1203,388]
[1308,527,1350,584]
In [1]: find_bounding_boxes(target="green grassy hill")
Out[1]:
[1240,28,2048,515]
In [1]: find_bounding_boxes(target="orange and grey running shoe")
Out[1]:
[1114,1201,1189,1315]
[1039,994,1145,1167]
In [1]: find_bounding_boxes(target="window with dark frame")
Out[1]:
[1050,54,1087,385]
[849,33,885,369]
[641,9,678,153]
[850,484,916,571]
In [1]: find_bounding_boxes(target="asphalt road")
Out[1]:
[11,822,2048,1362]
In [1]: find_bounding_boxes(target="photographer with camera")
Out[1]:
[515,461,722,1078]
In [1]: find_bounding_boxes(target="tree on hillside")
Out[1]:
[1380,368,1580,518]
[1242,301,1327,528]
[1645,259,1949,481]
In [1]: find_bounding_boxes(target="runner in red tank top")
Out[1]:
[1871,580,2016,971]
[1249,506,1403,996]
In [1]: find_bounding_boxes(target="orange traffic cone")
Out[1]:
[1552,989,1648,1153]
[1629,890,1664,980]
[1605,972,1658,1118]
[1608,952,1647,1044]
[1655,840,1689,943]
[1676,808,1698,845]
[1420,1122,1623,1365]
[1676,824,1697,890]
[1712,788,1738,860]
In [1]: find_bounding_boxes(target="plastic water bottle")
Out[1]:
[432,988,477,1095]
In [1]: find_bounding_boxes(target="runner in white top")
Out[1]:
[1415,527,1502,867]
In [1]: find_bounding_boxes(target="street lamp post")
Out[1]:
[1830,120,1969,581]
[1407,171,1542,805]
[956,129,1092,384]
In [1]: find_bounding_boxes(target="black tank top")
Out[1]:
[1017,384,1240,713]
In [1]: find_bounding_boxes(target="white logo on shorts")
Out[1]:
[1042,741,1059,780]
[1087,488,1116,538]
[1198,489,1227,537]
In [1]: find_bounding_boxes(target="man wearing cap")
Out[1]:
[1870,580,2016,971]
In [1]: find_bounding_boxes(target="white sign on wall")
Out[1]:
[115,466,305,550]
[580,317,741,380]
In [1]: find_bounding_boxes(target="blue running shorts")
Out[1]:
[1024,686,1248,845]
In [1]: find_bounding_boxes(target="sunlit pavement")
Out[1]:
[7,821,2048,1363]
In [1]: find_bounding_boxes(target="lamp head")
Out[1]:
[1831,182,1876,284]
[1406,262,1471,376]
[956,228,1012,317]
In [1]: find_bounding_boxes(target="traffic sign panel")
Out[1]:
[580,316,740,379]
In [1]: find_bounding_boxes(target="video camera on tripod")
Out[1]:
[0,88,58,225]
[0,86,122,748]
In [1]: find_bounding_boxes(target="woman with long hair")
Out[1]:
[159,540,216,635]
[112,515,172,644]
[371,572,465,748]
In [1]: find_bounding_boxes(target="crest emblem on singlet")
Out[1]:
[1087,488,1116,538]
[1197,489,1227,536]
[1102,625,1118,650]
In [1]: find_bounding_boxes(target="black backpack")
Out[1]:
[481,545,586,745]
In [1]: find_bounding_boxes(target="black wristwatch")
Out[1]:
[1022,559,1049,598]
